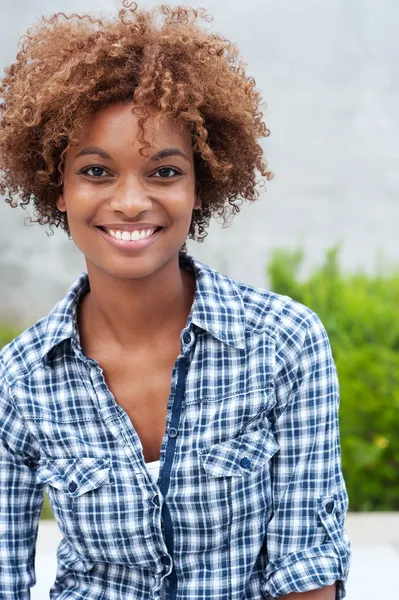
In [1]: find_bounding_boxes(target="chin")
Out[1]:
[87,252,180,281]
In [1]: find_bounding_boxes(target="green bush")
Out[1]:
[267,246,399,511]
[40,494,54,519]
[0,325,20,348]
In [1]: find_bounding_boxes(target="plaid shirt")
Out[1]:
[0,252,350,600]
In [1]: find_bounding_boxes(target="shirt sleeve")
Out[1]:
[0,360,44,599]
[260,308,351,599]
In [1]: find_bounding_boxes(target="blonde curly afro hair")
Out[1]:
[0,1,272,241]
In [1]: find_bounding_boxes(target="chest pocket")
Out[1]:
[35,457,112,568]
[36,457,111,496]
[35,456,153,569]
[200,428,279,477]
[198,425,279,545]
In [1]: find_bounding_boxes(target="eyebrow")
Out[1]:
[150,148,190,162]
[74,146,190,162]
[74,146,112,161]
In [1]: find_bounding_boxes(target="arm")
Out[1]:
[0,360,44,598]
[282,584,336,599]
[260,308,351,599]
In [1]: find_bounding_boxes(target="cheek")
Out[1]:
[62,187,97,222]
[167,181,196,215]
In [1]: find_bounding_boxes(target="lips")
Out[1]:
[96,224,163,250]
[97,225,162,242]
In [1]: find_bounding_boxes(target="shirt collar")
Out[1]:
[40,271,89,362]
[180,253,246,349]
[40,252,246,362]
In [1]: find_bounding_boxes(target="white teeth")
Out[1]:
[105,227,157,240]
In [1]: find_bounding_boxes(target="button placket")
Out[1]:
[157,356,189,597]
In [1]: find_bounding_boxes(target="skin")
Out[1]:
[57,101,202,463]
[57,100,337,599]
[57,100,200,351]
[281,586,336,599]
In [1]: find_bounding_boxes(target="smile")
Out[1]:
[96,226,163,250]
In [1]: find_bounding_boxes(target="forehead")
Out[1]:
[72,101,193,155]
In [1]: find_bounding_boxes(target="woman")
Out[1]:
[0,3,350,599]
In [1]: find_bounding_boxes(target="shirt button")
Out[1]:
[240,457,251,469]
[68,481,78,493]
[168,427,178,438]
[183,331,192,344]
[152,495,160,506]
[161,554,170,565]
[325,500,335,514]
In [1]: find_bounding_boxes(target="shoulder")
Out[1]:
[0,315,52,385]
[236,277,329,356]
[235,278,318,335]
[0,271,88,384]
[0,325,45,458]
[191,255,327,352]
[210,263,324,343]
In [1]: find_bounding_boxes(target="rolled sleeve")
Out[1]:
[261,308,351,599]
[0,360,44,598]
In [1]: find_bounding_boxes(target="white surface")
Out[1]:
[345,547,399,599]
[32,517,399,599]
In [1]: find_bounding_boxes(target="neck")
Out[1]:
[79,253,196,351]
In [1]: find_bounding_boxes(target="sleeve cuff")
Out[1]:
[260,543,351,599]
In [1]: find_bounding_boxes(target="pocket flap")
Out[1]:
[36,457,110,497]
[200,428,279,478]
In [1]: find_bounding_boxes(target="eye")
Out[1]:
[152,167,182,179]
[79,166,109,178]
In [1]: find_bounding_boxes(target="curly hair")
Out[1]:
[0,1,272,241]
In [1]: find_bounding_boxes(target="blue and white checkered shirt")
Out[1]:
[0,252,350,599]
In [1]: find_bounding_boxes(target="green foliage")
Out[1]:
[41,493,54,519]
[0,325,20,348]
[267,245,399,511]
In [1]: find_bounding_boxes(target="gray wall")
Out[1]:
[1,0,398,326]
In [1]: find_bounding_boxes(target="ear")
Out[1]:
[193,192,202,211]
[56,194,67,212]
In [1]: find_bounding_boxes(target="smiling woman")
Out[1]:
[0,2,272,243]
[56,101,200,280]
[0,2,350,600]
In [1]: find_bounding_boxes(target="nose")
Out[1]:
[108,176,152,217]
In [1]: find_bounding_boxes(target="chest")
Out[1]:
[15,332,277,459]
[97,346,180,463]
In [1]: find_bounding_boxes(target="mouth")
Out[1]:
[96,225,164,249]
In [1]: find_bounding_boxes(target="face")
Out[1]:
[57,101,200,280]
